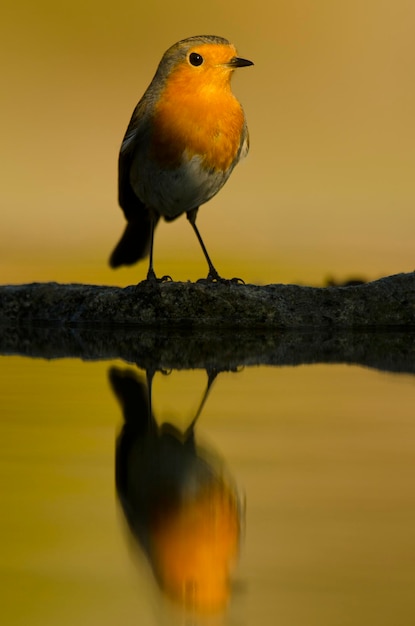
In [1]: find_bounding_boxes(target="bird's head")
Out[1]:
[154,35,253,95]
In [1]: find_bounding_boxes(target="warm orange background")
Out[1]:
[1,1,414,286]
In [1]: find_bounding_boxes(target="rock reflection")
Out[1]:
[109,367,243,615]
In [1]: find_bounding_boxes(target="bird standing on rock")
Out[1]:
[109,35,253,282]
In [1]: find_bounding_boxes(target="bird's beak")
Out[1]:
[227,56,254,68]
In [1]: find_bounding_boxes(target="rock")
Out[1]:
[1,273,415,374]
[0,272,414,329]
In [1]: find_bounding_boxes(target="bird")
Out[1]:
[109,366,242,613]
[109,35,253,282]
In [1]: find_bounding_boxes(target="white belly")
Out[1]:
[130,152,234,219]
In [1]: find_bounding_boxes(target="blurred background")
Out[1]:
[1,0,414,286]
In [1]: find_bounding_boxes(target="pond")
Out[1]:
[1,329,414,626]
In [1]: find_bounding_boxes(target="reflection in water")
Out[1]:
[109,367,243,615]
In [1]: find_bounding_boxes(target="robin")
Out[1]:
[109,35,253,282]
[110,366,242,612]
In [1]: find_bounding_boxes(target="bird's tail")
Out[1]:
[109,212,158,268]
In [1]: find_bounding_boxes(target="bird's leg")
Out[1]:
[144,212,172,283]
[183,369,219,440]
[186,208,222,281]
[145,367,157,431]
[186,209,245,284]
[146,214,157,280]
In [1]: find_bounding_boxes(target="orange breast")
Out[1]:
[150,483,240,612]
[151,66,245,172]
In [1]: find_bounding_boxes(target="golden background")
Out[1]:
[2,0,414,285]
[2,4,415,623]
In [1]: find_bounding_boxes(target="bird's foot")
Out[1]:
[226,276,245,285]
[137,275,173,289]
[197,271,245,285]
[156,275,173,283]
[139,270,173,286]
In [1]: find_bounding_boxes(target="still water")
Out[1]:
[1,330,414,626]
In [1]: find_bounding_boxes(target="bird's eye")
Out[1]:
[189,52,204,66]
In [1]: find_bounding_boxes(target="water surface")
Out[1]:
[1,334,414,625]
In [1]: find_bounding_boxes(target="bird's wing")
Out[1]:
[238,121,250,161]
[110,98,157,266]
[118,99,150,220]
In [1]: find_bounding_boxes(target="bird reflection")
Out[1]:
[109,367,243,615]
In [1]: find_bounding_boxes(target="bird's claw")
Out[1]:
[196,274,245,285]
[140,273,173,286]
